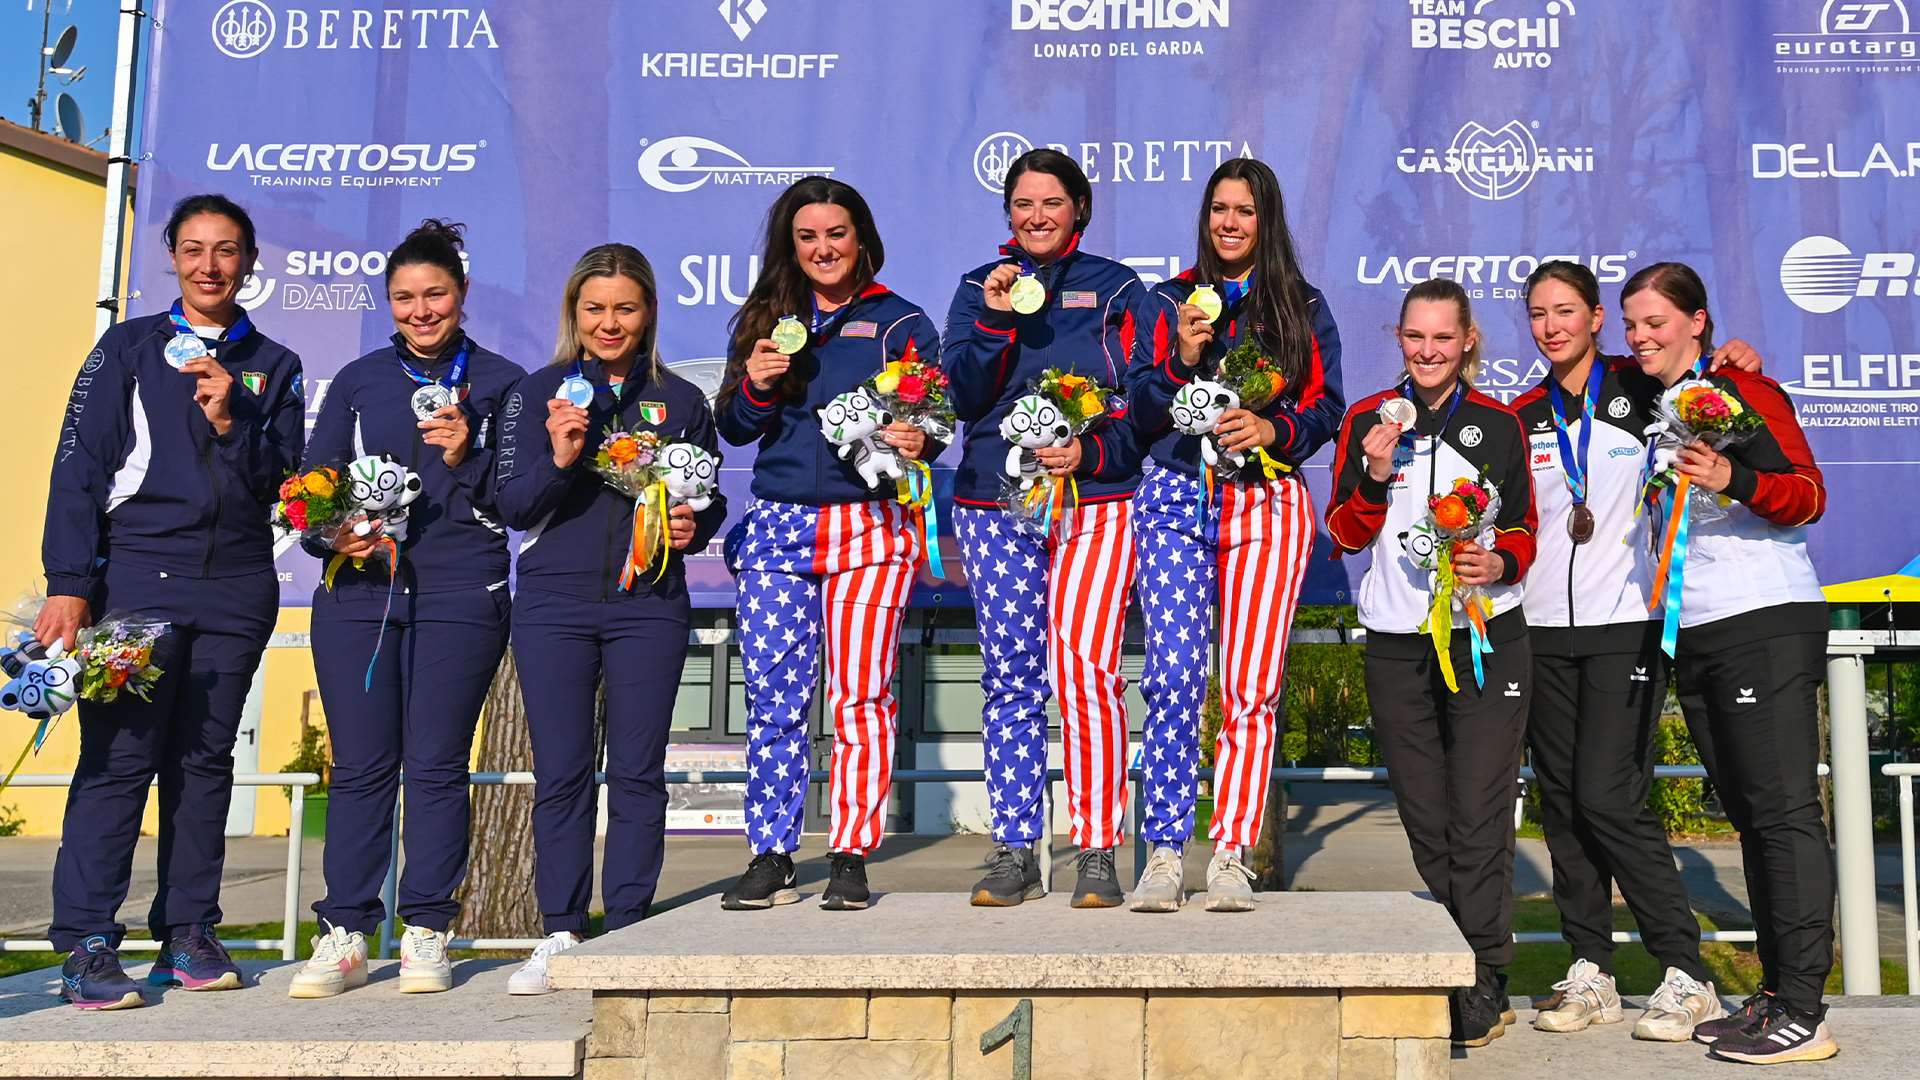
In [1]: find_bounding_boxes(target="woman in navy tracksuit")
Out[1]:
[713,177,941,913]
[944,148,1149,910]
[492,243,726,993]
[1126,157,1345,914]
[37,195,303,1009]
[290,220,521,999]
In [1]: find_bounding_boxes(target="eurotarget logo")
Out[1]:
[1357,250,1632,300]
[973,131,1253,192]
[639,0,839,79]
[206,140,484,189]
[1780,236,1919,313]
[1012,0,1230,60]
[1397,120,1595,201]
[211,1,498,59]
[637,136,834,193]
[1751,139,1920,179]
[1770,0,1919,73]
[1407,0,1578,70]
[238,249,474,313]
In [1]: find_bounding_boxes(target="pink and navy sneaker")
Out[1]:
[148,923,243,991]
[60,935,145,1010]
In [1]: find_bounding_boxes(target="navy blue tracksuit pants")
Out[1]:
[310,584,510,935]
[512,586,689,935]
[49,567,278,953]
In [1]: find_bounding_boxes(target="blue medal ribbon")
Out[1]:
[1547,359,1603,505]
[809,293,858,340]
[392,333,471,393]
[168,299,253,355]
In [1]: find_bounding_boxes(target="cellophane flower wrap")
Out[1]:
[1643,378,1765,524]
[870,340,956,443]
[591,428,720,588]
[1217,340,1287,411]
[1405,476,1501,693]
[74,615,168,705]
[1,602,170,792]
[998,368,1123,539]
[274,465,354,542]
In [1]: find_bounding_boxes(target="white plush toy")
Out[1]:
[818,386,907,490]
[0,631,81,721]
[347,453,424,543]
[658,441,719,512]
[999,394,1074,491]
[1170,379,1246,470]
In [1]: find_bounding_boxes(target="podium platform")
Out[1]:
[0,960,591,1079]
[549,891,1473,1079]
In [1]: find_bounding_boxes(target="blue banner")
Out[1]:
[130,0,1920,607]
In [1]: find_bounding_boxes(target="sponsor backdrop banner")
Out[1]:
[130,0,1920,607]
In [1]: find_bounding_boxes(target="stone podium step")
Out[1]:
[0,960,591,1079]
[550,891,1473,1079]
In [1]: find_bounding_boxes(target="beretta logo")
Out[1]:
[211,1,498,59]
[973,130,1253,191]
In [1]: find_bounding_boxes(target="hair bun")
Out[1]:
[407,218,467,250]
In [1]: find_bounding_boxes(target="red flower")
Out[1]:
[285,500,308,531]
[897,374,928,404]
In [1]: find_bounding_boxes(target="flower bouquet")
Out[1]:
[275,465,352,541]
[593,428,720,588]
[1,612,169,792]
[865,341,955,579]
[998,367,1121,538]
[1168,340,1291,481]
[1401,476,1501,693]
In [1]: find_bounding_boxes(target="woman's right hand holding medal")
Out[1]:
[1361,419,1402,482]
[981,264,1021,313]
[547,397,590,469]
[1176,303,1215,367]
[745,337,789,394]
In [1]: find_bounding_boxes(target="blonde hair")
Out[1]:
[550,243,665,384]
[1398,278,1483,385]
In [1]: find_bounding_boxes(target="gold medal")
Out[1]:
[1009,273,1046,315]
[771,315,808,356]
[1188,284,1224,323]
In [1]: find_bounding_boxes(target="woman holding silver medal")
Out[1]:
[1324,278,1536,1048]
[37,194,303,1009]
[290,219,522,999]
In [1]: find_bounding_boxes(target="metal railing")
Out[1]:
[0,773,316,961]
[1888,762,1920,996]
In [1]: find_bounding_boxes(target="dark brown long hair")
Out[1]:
[1621,261,1715,353]
[714,177,883,410]
[1191,157,1313,390]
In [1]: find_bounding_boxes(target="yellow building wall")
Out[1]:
[0,142,320,838]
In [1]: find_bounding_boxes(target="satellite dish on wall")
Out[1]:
[55,93,83,143]
[49,24,78,70]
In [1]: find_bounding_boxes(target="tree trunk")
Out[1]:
[455,650,541,940]
[1248,770,1288,891]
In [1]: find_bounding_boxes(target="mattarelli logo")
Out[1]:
[211,1,498,59]
[1780,236,1919,313]
[973,131,1252,192]
[206,141,484,188]
[641,1,838,79]
[1397,120,1594,201]
[1407,0,1578,70]
[1770,0,1919,74]
[1012,0,1229,61]
[637,136,833,193]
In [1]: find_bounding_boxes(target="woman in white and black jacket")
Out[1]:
[1324,278,1537,1049]
[1618,263,1837,1066]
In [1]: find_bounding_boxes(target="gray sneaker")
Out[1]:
[1203,849,1256,912]
[1533,959,1623,1032]
[1633,966,1724,1042]
[1129,845,1185,912]
[1070,847,1124,909]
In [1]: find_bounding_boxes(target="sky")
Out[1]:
[1,1,142,150]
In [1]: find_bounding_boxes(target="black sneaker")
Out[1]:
[820,853,870,911]
[720,851,799,910]
[1452,970,1507,1048]
[1496,970,1517,1027]
[60,935,144,1011]
[1693,989,1773,1045]
[1709,999,1839,1064]
[1070,848,1124,909]
[149,922,243,991]
[970,844,1043,907]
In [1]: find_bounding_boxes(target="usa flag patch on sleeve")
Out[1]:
[1061,291,1098,309]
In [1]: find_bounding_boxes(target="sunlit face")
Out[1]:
[1398,298,1477,395]
[792,202,860,296]
[1008,170,1078,262]
[1208,177,1258,273]
[1527,278,1604,367]
[170,213,255,322]
[387,263,465,356]
[1621,288,1708,385]
[574,274,652,364]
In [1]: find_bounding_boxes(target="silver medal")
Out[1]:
[1377,397,1417,429]
[164,333,209,369]
[410,383,455,421]
[561,375,595,408]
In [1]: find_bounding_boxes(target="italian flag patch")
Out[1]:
[637,400,667,425]
[241,371,266,395]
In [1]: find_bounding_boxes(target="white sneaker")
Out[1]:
[1129,845,1185,912]
[1202,849,1256,912]
[397,925,453,993]
[288,922,368,999]
[507,931,579,996]
[1633,966,1724,1042]
[1532,958,1623,1032]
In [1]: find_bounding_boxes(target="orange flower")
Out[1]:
[606,436,640,465]
[1432,495,1470,530]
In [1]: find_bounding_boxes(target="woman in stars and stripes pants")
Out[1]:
[712,178,943,912]
[1124,159,1346,912]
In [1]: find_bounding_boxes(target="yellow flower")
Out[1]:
[305,471,336,498]
[884,360,908,378]
[1057,373,1087,395]
[874,371,902,394]
[1077,392,1105,419]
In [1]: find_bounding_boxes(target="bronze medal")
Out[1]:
[1568,503,1595,545]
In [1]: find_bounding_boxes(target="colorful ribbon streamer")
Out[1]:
[1465,593,1493,691]
[320,536,402,690]
[1423,553,1462,694]
[896,461,946,581]
[1646,479,1694,658]
[618,482,671,591]
[1018,473,1078,536]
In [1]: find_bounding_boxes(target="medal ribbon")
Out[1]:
[810,293,859,339]
[168,300,254,354]
[1547,360,1603,506]
[392,334,471,394]
[1647,480,1693,658]
[895,460,946,581]
[618,482,672,591]
[1424,551,1462,694]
